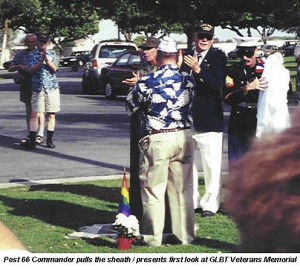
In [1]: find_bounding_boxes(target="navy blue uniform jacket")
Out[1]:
[181,48,226,132]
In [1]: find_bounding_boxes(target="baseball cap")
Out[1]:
[139,37,160,49]
[195,23,215,36]
[157,37,178,53]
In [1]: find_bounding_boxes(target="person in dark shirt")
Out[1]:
[224,37,267,166]
[181,23,226,218]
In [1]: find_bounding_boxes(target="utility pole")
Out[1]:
[117,25,121,40]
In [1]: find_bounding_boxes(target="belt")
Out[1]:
[142,127,190,136]
[238,102,257,109]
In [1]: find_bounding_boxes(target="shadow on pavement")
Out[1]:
[0,135,23,150]
[0,135,128,172]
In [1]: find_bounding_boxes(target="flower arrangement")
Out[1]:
[113,213,140,239]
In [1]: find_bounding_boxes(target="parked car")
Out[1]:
[227,48,264,59]
[100,50,147,99]
[279,40,298,56]
[59,50,90,71]
[82,41,138,94]
[227,48,239,59]
[259,44,285,57]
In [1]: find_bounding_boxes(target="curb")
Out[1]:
[0,172,229,189]
[0,174,125,189]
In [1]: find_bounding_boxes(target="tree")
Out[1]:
[2,0,299,54]
[120,0,299,47]
[216,0,299,43]
[0,0,38,64]
[91,0,183,41]
[0,0,39,24]
[0,0,100,53]
[131,0,199,48]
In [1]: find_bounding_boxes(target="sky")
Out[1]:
[14,19,296,47]
[93,19,296,44]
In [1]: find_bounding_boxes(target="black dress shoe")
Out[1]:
[46,141,56,148]
[132,236,147,246]
[21,139,36,149]
[202,210,215,218]
[163,234,181,245]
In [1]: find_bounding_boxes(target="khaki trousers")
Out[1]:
[139,129,195,247]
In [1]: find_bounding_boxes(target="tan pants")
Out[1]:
[139,129,195,247]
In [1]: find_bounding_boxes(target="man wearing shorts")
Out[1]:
[23,35,60,149]
[8,34,45,146]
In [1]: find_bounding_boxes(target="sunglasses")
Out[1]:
[237,49,256,58]
[141,46,157,50]
[38,39,49,44]
[196,33,213,40]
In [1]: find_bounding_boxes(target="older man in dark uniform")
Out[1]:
[224,37,267,165]
[181,23,226,218]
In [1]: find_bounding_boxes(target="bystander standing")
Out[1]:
[224,37,267,165]
[8,34,45,146]
[22,35,60,149]
[181,23,226,218]
[126,37,195,247]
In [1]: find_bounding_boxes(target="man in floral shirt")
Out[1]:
[8,34,45,146]
[23,35,60,149]
[126,37,195,247]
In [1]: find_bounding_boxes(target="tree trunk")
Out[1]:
[185,27,195,50]
[247,27,251,37]
[0,19,9,68]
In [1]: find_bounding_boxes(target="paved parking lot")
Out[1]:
[0,68,132,185]
[5,67,297,187]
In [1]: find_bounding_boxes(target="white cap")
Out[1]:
[234,36,260,48]
[158,37,178,53]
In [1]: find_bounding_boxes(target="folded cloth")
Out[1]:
[256,52,291,138]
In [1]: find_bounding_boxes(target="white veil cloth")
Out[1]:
[256,52,291,138]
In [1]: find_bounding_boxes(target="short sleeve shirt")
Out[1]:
[126,64,194,132]
[11,49,30,66]
[26,49,59,93]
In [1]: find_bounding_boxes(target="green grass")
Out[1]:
[0,179,240,253]
[283,57,297,91]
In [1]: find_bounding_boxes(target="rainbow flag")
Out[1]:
[118,168,131,216]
